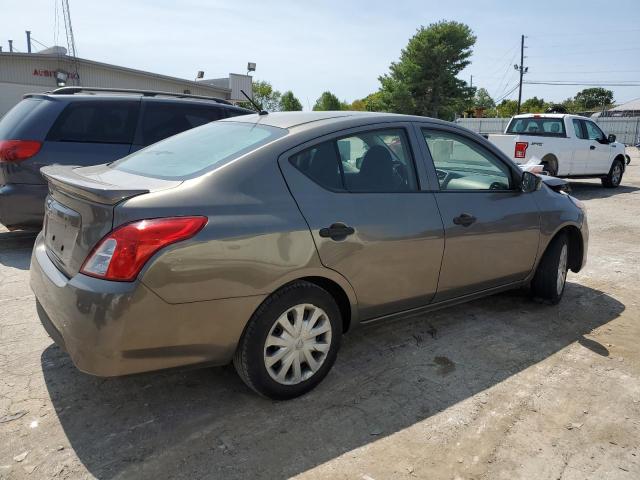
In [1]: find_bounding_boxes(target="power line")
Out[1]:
[525,81,640,87]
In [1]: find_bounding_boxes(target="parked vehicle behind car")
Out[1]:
[488,113,630,187]
[0,87,252,230]
[30,111,588,399]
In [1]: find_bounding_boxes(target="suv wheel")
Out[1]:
[530,233,569,304]
[233,281,342,400]
[601,159,623,188]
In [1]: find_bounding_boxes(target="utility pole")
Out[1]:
[8,40,13,52]
[470,75,473,89]
[515,35,528,114]
[26,31,31,53]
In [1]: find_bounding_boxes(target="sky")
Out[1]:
[2,0,640,109]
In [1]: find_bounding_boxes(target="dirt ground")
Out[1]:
[1,149,639,480]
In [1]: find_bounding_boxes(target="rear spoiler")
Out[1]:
[41,165,150,205]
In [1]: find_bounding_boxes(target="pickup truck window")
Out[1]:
[584,121,605,142]
[506,118,565,137]
[573,119,587,139]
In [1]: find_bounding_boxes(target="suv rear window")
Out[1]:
[112,121,286,180]
[0,98,42,138]
[506,117,566,137]
[140,102,227,146]
[47,101,138,144]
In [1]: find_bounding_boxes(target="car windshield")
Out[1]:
[111,121,286,180]
[506,117,566,136]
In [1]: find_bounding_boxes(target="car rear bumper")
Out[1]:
[0,183,47,229]
[30,233,265,376]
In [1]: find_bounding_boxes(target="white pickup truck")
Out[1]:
[488,113,631,187]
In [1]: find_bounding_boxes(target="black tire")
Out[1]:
[542,156,558,176]
[233,281,342,400]
[601,159,623,188]
[530,233,569,304]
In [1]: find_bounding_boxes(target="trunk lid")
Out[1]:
[40,164,181,277]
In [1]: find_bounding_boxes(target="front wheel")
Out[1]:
[530,233,569,304]
[601,159,623,188]
[233,281,342,400]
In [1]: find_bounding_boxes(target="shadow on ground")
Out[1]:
[0,231,36,270]
[41,282,623,479]
[568,181,640,200]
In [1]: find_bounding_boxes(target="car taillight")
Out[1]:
[0,140,42,163]
[81,216,207,282]
[514,141,529,159]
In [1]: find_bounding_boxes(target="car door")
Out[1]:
[278,124,445,321]
[416,125,540,302]
[583,120,612,174]
[570,118,590,175]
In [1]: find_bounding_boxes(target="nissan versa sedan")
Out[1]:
[30,111,588,399]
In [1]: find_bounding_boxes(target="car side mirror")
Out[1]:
[521,171,542,193]
[608,134,616,143]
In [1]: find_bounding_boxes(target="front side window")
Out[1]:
[47,101,139,144]
[573,119,587,139]
[112,121,286,180]
[422,129,513,191]
[289,128,418,193]
[506,117,565,136]
[584,121,605,141]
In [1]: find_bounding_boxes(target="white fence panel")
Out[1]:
[455,117,640,145]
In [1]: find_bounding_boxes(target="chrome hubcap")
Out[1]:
[612,165,622,185]
[264,304,332,385]
[557,244,568,295]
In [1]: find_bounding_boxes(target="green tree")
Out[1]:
[496,99,518,117]
[474,88,495,109]
[250,80,282,111]
[377,20,476,120]
[280,90,303,111]
[313,91,342,111]
[520,96,548,113]
[573,88,614,110]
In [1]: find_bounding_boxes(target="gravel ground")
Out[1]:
[1,149,639,480]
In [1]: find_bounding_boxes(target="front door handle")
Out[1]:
[453,213,476,227]
[319,222,355,240]
[590,145,596,150]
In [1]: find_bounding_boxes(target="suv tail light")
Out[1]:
[514,141,529,159]
[81,216,207,281]
[0,140,42,163]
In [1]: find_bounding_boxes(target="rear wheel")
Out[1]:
[530,233,569,304]
[233,281,342,400]
[542,156,558,176]
[601,159,623,188]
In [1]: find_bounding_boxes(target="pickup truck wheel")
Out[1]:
[601,159,623,188]
[233,281,342,400]
[542,157,558,176]
[530,233,569,305]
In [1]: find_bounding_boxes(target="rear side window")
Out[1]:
[112,121,286,180]
[506,117,566,136]
[47,101,138,144]
[140,102,227,146]
[289,128,418,193]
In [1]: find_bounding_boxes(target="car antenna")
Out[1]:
[241,90,268,115]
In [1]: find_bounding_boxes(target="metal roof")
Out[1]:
[610,98,640,111]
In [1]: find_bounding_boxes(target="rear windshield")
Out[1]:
[111,121,286,180]
[0,98,41,138]
[506,117,566,137]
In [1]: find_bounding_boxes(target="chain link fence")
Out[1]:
[455,117,640,146]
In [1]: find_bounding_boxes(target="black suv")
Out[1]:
[0,87,252,230]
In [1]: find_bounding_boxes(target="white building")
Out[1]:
[0,48,252,117]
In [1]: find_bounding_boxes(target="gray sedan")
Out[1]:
[30,111,588,399]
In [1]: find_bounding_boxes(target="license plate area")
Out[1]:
[44,197,81,266]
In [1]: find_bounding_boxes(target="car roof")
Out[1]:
[220,110,450,129]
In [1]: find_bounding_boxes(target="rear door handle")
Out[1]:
[319,222,355,240]
[590,145,596,150]
[453,213,476,227]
